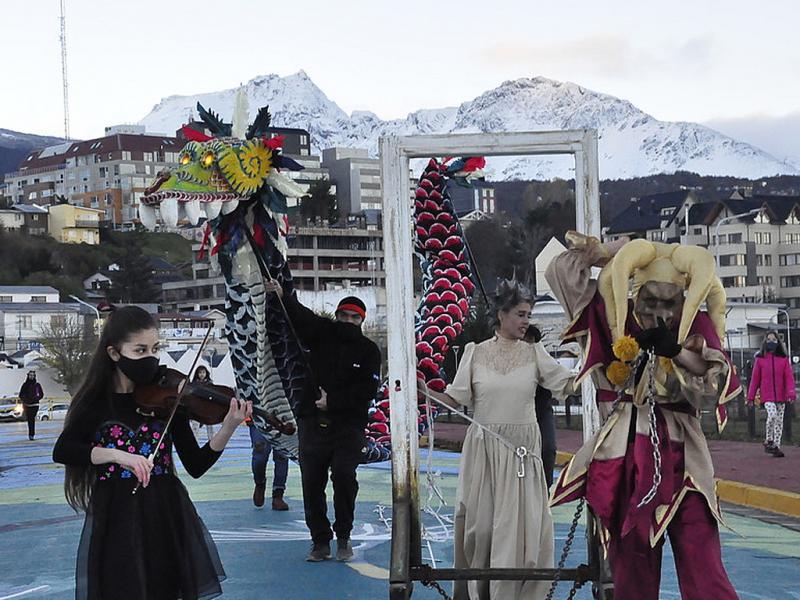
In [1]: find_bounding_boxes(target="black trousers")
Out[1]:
[298,419,364,545]
[24,405,38,439]
[534,388,556,488]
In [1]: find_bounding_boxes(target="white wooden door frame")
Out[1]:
[379,130,600,599]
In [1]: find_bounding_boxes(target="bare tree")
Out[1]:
[38,315,97,394]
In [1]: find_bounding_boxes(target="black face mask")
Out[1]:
[766,341,778,352]
[116,355,161,385]
[333,321,362,341]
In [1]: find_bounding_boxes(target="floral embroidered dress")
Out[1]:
[445,336,574,600]
[53,393,225,600]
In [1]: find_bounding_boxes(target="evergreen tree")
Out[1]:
[108,235,159,303]
[300,180,338,224]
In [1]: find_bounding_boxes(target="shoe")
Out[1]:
[28,435,34,441]
[271,489,289,511]
[764,442,776,453]
[253,482,266,508]
[772,448,785,458]
[306,542,331,562]
[336,538,354,562]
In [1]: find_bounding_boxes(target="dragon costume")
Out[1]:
[141,102,482,462]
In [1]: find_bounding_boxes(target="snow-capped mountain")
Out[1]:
[139,71,797,180]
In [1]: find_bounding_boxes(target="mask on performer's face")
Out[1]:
[116,355,161,385]
[634,282,684,331]
[766,341,778,352]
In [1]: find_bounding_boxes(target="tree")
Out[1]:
[38,315,98,394]
[108,234,159,303]
[300,180,338,225]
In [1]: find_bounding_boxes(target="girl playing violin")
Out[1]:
[53,306,252,600]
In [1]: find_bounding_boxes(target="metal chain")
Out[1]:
[544,498,586,600]
[422,579,454,600]
[637,350,662,508]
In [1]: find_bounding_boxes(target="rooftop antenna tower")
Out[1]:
[59,0,70,140]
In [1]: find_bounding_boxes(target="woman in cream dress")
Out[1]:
[421,281,575,600]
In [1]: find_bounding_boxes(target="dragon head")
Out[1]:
[139,103,304,229]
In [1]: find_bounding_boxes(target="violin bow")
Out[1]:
[132,323,215,494]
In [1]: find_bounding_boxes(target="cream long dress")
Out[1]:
[446,335,574,600]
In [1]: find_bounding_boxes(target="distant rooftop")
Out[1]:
[0,286,59,295]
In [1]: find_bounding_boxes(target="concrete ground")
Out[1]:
[1,420,799,599]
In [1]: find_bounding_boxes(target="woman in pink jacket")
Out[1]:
[747,331,796,457]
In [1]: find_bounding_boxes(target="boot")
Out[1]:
[764,441,775,453]
[305,542,331,562]
[272,489,289,511]
[253,482,266,508]
[772,447,785,458]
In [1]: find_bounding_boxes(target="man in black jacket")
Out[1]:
[266,281,381,563]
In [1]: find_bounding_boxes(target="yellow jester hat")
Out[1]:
[596,239,726,344]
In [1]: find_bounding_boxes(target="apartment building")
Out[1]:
[604,190,800,330]
[4,127,183,226]
[48,204,104,244]
[160,223,386,311]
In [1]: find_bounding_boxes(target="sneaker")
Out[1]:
[253,483,266,508]
[772,448,785,458]
[271,489,289,511]
[306,542,331,562]
[336,538,354,562]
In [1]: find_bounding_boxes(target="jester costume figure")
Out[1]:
[545,234,739,599]
[140,99,481,465]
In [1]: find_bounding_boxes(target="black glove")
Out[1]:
[635,317,682,359]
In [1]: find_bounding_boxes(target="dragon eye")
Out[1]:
[180,154,191,165]
[202,152,215,168]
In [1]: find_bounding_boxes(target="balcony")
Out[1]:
[73,219,101,228]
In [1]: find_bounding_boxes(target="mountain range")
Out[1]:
[139,71,797,180]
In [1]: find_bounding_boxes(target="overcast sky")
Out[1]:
[3,0,798,160]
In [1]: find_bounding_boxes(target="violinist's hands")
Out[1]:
[116,452,154,488]
[264,280,284,299]
[222,397,252,431]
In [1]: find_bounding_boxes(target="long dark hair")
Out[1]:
[63,306,158,511]
[760,330,788,358]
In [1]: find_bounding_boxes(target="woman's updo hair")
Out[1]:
[492,279,533,328]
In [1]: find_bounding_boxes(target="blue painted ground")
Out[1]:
[1,420,799,599]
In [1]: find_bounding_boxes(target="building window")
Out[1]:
[30,296,46,303]
[786,233,800,244]
[780,276,800,288]
[721,276,746,287]
[719,254,745,267]
[728,233,743,244]
[50,315,67,328]
[693,227,702,235]
[756,254,773,266]
[757,276,773,286]
[0,296,11,302]
[648,230,665,241]
[17,315,32,329]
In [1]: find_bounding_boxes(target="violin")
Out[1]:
[134,367,296,435]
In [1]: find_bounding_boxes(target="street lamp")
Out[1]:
[773,308,792,360]
[714,208,762,269]
[69,295,101,335]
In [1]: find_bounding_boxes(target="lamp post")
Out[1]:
[775,308,792,360]
[69,295,101,335]
[714,208,762,269]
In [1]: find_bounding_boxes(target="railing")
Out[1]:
[4,163,67,179]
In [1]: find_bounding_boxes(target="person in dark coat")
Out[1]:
[265,281,381,563]
[19,370,44,440]
[524,326,557,488]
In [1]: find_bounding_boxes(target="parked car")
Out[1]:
[39,403,70,421]
[0,399,24,422]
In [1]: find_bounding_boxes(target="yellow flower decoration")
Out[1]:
[659,357,674,374]
[612,335,640,362]
[215,139,272,196]
[606,360,632,387]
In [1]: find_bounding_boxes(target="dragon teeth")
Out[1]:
[160,197,179,228]
[205,200,223,220]
[221,199,239,215]
[138,204,157,231]
[184,199,203,225]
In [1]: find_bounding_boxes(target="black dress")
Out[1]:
[53,393,226,600]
